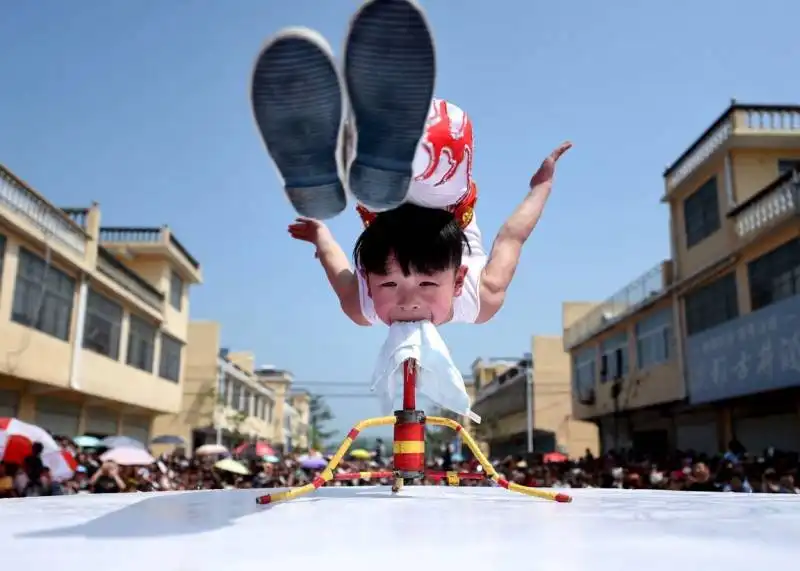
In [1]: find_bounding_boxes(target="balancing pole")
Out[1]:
[390,359,426,492]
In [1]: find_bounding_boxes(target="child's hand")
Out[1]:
[529,141,572,193]
[288,217,327,243]
[288,218,331,257]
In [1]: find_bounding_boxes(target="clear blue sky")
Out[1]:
[2,0,798,436]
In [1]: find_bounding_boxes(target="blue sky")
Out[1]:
[2,0,798,436]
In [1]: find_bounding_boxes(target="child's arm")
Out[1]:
[289,218,371,326]
[477,142,571,323]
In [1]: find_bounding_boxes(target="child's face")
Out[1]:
[365,256,467,325]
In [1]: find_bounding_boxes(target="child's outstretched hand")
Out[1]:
[288,218,331,258]
[529,141,572,193]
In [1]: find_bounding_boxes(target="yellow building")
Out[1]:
[253,365,310,452]
[566,102,800,455]
[150,321,278,451]
[471,331,599,459]
[0,164,201,441]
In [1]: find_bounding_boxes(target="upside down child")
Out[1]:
[251,1,571,327]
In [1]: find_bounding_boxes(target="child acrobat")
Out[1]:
[251,0,570,327]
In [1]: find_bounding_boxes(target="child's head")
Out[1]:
[354,203,470,325]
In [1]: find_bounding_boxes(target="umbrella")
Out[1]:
[234,440,275,458]
[0,417,77,481]
[543,452,568,464]
[214,458,250,476]
[263,455,280,463]
[196,443,228,456]
[151,435,185,445]
[101,435,146,449]
[350,449,372,460]
[100,446,155,466]
[300,456,327,470]
[73,435,102,448]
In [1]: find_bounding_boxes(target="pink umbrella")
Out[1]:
[100,446,155,466]
[0,417,77,481]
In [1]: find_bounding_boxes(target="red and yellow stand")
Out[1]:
[256,359,572,505]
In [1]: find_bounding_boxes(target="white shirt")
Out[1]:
[357,214,487,325]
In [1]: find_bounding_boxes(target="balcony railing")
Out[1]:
[0,165,88,254]
[564,262,666,350]
[100,226,200,269]
[732,169,799,241]
[665,104,800,192]
[96,247,165,310]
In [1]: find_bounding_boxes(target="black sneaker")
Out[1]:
[251,27,347,220]
[343,0,435,211]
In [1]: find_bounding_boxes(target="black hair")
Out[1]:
[354,203,470,276]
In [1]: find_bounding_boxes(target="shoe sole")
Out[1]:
[344,0,436,211]
[251,28,347,220]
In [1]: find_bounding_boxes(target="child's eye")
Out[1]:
[380,282,397,288]
[420,281,438,287]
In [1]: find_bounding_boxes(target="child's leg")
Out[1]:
[343,0,435,212]
[251,28,347,220]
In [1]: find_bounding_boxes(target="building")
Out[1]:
[0,164,201,441]
[150,321,278,451]
[566,102,800,456]
[470,332,599,459]
[254,366,310,451]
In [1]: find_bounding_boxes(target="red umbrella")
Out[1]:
[0,417,78,480]
[543,452,568,464]
[234,440,275,457]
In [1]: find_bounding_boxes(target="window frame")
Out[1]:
[683,177,721,248]
[635,308,673,369]
[158,332,183,382]
[82,288,123,360]
[126,313,156,372]
[747,238,800,312]
[684,272,739,336]
[169,271,184,310]
[11,248,76,341]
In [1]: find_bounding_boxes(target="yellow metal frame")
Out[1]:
[256,415,572,505]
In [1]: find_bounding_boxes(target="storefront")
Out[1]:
[83,406,119,437]
[122,415,152,445]
[0,389,20,417]
[33,396,80,437]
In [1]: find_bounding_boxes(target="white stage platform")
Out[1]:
[1,487,799,568]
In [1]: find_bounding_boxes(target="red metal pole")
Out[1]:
[402,359,416,410]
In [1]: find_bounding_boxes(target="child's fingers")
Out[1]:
[550,141,572,162]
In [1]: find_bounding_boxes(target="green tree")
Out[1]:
[309,394,337,450]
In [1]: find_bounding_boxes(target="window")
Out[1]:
[159,333,183,382]
[572,348,596,396]
[778,159,800,175]
[685,272,739,336]
[170,271,183,310]
[217,369,229,403]
[83,289,123,359]
[231,382,242,411]
[635,308,673,369]
[0,232,6,283]
[12,248,75,341]
[683,177,721,248]
[127,314,156,372]
[600,332,629,381]
[748,238,800,311]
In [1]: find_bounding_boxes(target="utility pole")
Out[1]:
[524,354,534,454]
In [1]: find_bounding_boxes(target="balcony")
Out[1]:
[100,227,200,270]
[0,165,89,254]
[96,247,165,310]
[731,169,799,241]
[563,262,669,351]
[472,361,529,420]
[664,104,800,195]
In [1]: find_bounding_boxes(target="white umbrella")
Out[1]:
[100,446,155,466]
[196,443,228,456]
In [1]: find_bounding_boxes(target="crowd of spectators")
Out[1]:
[1,436,798,498]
